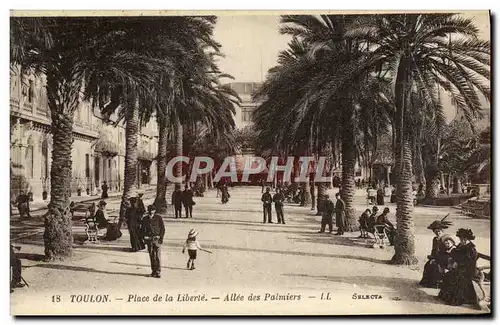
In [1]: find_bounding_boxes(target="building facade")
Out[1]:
[10,69,158,202]
[228,82,262,130]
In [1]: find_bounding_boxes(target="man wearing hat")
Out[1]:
[261,187,273,223]
[171,185,184,219]
[182,184,195,218]
[419,216,453,288]
[141,205,165,278]
[318,194,335,233]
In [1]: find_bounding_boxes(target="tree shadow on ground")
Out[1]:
[240,227,319,236]
[71,244,136,253]
[30,263,147,277]
[111,261,187,271]
[282,273,439,305]
[196,207,263,214]
[291,233,378,249]
[16,252,46,262]
[164,217,276,228]
[161,242,389,265]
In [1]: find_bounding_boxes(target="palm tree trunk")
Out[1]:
[154,114,168,213]
[43,68,80,260]
[301,179,311,206]
[453,175,461,193]
[341,109,357,232]
[118,97,139,229]
[392,137,418,265]
[316,182,327,215]
[424,165,440,199]
[391,53,418,265]
[310,178,316,210]
[175,117,183,187]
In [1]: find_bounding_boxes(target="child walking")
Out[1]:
[182,229,202,270]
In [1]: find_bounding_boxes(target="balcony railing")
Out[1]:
[10,97,20,111]
[23,101,33,113]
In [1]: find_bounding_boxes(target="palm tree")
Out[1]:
[276,15,397,230]
[85,16,225,218]
[10,17,114,259]
[347,13,490,264]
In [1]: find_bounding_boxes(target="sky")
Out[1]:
[213,11,491,122]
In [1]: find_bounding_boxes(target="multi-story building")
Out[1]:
[10,69,158,202]
[226,82,263,182]
[228,82,262,130]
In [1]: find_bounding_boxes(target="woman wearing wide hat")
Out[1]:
[438,228,480,307]
[419,215,453,288]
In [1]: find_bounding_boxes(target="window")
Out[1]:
[25,145,34,178]
[85,154,90,178]
[28,80,34,103]
[42,139,48,179]
[242,107,254,122]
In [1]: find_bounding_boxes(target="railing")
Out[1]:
[23,101,33,113]
[10,98,20,111]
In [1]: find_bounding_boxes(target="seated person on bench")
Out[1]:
[358,209,371,238]
[375,207,396,246]
[94,200,109,229]
[366,206,379,235]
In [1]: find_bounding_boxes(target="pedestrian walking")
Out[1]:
[376,187,385,205]
[261,187,273,223]
[182,229,203,270]
[334,192,347,235]
[216,181,221,198]
[171,185,183,218]
[142,205,165,278]
[273,188,285,224]
[182,184,194,218]
[101,181,109,199]
[318,195,334,233]
[221,184,230,204]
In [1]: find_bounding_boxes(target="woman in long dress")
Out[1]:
[438,228,479,307]
[127,197,145,252]
[419,218,453,288]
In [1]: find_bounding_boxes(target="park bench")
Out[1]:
[475,252,491,311]
[371,225,390,248]
[70,202,94,221]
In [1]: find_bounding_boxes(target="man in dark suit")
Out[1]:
[142,205,165,278]
[273,188,285,224]
[318,195,335,233]
[171,185,183,219]
[182,184,194,218]
[261,187,273,223]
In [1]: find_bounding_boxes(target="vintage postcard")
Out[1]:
[9,10,491,316]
